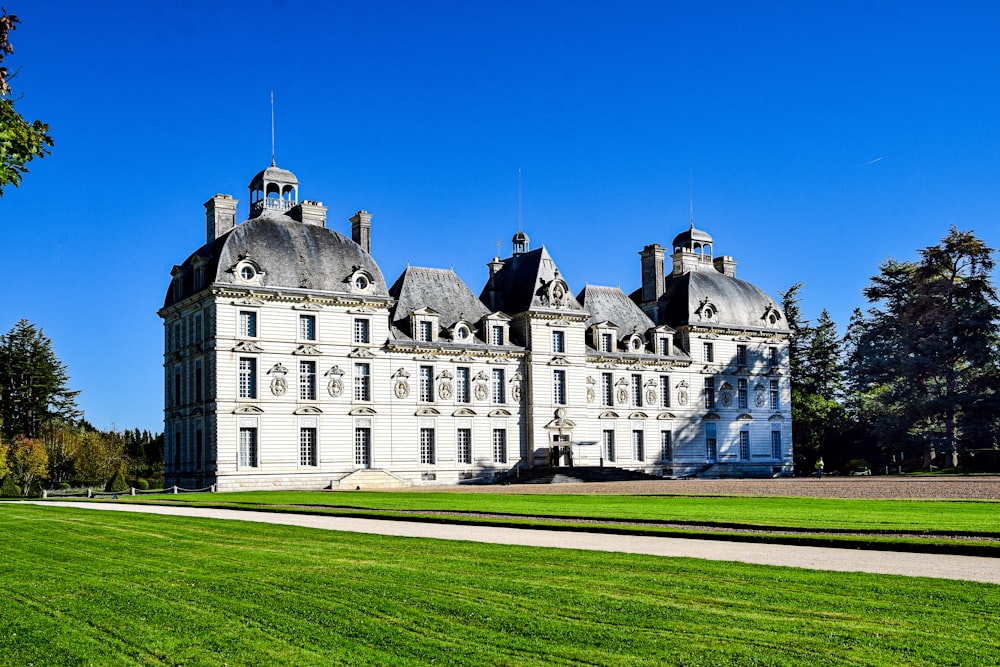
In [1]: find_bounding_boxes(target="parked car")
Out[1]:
[849,466,872,476]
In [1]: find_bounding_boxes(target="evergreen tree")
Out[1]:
[0,320,80,440]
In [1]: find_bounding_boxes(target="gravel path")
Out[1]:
[26,500,1000,585]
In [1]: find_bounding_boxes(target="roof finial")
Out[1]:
[689,172,694,230]
[270,91,276,167]
[517,167,523,232]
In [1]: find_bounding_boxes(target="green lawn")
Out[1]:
[104,490,1000,554]
[1,504,998,666]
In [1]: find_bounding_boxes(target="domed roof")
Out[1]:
[164,211,388,307]
[659,269,789,333]
[672,224,713,249]
[512,230,529,244]
[249,164,299,190]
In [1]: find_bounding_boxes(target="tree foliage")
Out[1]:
[0,320,80,441]
[6,435,47,495]
[0,9,52,195]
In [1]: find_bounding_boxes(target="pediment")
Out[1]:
[233,341,264,353]
[768,414,786,422]
[548,356,569,366]
[349,347,377,358]
[628,411,648,420]
[294,344,322,355]
[293,302,323,311]
[232,298,264,306]
[657,411,676,420]
[349,407,378,416]
[599,411,620,419]
[488,408,512,417]
[415,407,441,416]
[234,405,264,414]
[736,413,754,420]
[452,408,478,417]
[703,412,721,420]
[294,406,324,415]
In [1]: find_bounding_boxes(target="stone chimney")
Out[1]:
[205,194,238,242]
[713,255,737,278]
[350,210,372,253]
[638,244,665,304]
[290,200,327,227]
[485,257,506,312]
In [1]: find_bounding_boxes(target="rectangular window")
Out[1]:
[354,363,371,401]
[659,337,670,356]
[419,365,434,402]
[738,378,748,410]
[633,430,644,462]
[299,360,317,400]
[195,430,203,469]
[600,333,613,353]
[299,314,316,341]
[194,314,203,342]
[174,367,182,406]
[704,377,715,409]
[769,347,779,366]
[737,344,747,366]
[705,422,717,461]
[770,380,780,410]
[239,427,258,468]
[457,428,472,464]
[456,367,470,403]
[603,430,616,463]
[420,428,436,464]
[660,376,671,408]
[300,427,317,466]
[602,373,614,407]
[354,318,370,344]
[704,342,714,363]
[739,431,750,460]
[660,430,673,461]
[491,325,504,345]
[553,370,567,405]
[771,430,782,460]
[238,358,256,399]
[492,368,505,403]
[418,320,433,342]
[631,374,642,407]
[195,363,203,403]
[355,427,371,467]
[552,330,565,354]
[492,429,507,464]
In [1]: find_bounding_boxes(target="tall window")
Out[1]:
[299,314,316,341]
[420,428,436,464]
[768,346,779,366]
[299,360,317,400]
[659,337,670,356]
[457,428,472,464]
[553,370,567,405]
[602,373,613,407]
[704,342,714,363]
[660,430,673,461]
[737,344,748,366]
[552,330,565,354]
[239,427,258,468]
[600,333,613,353]
[739,430,750,460]
[488,429,505,463]
[632,430,644,462]
[631,374,642,407]
[300,428,317,466]
[354,363,371,401]
[418,320,433,342]
[770,380,780,410]
[195,362,203,403]
[354,318,370,344]
[238,358,256,399]
[239,311,257,338]
[355,427,371,467]
[174,367,182,406]
[456,367,470,403]
[195,430,203,469]
[660,376,670,408]
[603,430,616,463]
[704,377,715,409]
[737,378,748,410]
[490,368,505,403]
[491,325,504,345]
[771,429,782,460]
[419,366,434,402]
[705,422,717,461]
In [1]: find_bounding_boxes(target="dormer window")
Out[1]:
[453,322,472,342]
[491,325,504,345]
[418,321,433,342]
[348,268,374,294]
[627,334,644,353]
[600,333,614,353]
[233,259,264,285]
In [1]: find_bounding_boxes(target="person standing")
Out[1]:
[815,457,825,479]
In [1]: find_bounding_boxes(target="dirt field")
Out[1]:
[418,476,1000,500]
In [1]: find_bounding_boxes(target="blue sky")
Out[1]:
[3,1,999,432]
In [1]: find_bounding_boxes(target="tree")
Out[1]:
[1,9,53,195]
[852,227,1000,467]
[6,435,47,495]
[0,320,80,441]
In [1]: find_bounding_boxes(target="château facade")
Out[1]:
[160,164,792,490]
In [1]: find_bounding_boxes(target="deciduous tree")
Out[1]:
[6,435,47,495]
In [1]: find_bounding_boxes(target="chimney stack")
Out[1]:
[350,210,372,253]
[291,200,327,227]
[205,194,238,242]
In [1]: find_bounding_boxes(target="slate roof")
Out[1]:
[479,246,585,315]
[389,266,490,334]
[163,210,388,307]
[655,269,790,333]
[577,285,656,335]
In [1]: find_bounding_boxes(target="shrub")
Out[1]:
[105,469,129,493]
[134,478,149,491]
[1,475,23,498]
[57,482,71,490]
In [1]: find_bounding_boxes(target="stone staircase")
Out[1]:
[334,469,409,490]
[500,465,665,485]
